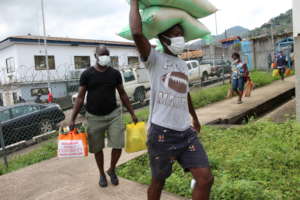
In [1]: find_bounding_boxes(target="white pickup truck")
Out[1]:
[186,60,212,83]
[72,67,150,115]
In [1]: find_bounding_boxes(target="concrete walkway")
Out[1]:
[0,76,295,200]
[196,76,295,124]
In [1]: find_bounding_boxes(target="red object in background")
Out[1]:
[48,92,53,103]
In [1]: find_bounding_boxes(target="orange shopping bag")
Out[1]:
[285,68,292,76]
[244,80,254,97]
[58,128,88,158]
[227,86,234,98]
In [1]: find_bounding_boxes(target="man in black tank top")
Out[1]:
[70,46,138,188]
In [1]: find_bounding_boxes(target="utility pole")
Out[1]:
[213,12,218,75]
[270,21,275,54]
[41,0,51,91]
[293,0,300,122]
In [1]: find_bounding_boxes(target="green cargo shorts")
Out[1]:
[86,108,124,153]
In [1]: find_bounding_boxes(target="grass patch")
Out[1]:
[117,120,300,200]
[0,141,57,175]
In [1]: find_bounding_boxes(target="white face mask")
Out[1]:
[233,59,239,64]
[98,55,111,67]
[163,36,185,55]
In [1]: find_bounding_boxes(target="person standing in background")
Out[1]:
[47,90,53,103]
[230,53,248,104]
[276,51,287,80]
[267,53,272,72]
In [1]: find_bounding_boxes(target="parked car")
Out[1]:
[210,59,232,77]
[186,60,212,83]
[72,67,151,115]
[0,103,65,146]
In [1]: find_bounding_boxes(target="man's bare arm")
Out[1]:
[130,0,151,61]
[69,86,87,129]
[116,84,138,123]
[188,93,201,132]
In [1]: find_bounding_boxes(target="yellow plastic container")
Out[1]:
[272,69,279,77]
[125,122,147,153]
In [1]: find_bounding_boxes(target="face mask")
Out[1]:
[233,59,239,64]
[98,55,111,67]
[163,36,185,55]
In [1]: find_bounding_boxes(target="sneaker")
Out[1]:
[237,100,243,104]
[107,170,119,186]
[99,175,108,188]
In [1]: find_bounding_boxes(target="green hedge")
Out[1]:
[117,120,300,200]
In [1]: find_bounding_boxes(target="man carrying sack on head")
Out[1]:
[129,1,214,199]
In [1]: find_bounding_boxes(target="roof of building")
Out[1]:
[0,35,137,48]
[219,36,242,43]
[249,31,293,41]
[179,50,203,60]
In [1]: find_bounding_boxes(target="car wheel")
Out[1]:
[79,106,86,116]
[201,72,209,82]
[39,119,53,134]
[134,87,146,105]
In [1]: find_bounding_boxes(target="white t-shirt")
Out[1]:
[144,48,191,131]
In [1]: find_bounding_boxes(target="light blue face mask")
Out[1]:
[98,55,111,67]
[162,36,186,55]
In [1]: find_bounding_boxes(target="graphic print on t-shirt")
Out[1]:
[161,72,188,94]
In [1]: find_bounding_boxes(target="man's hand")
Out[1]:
[131,114,138,124]
[130,0,151,61]
[192,119,201,133]
[69,120,75,131]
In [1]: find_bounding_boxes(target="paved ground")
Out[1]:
[0,148,185,200]
[196,76,295,124]
[0,76,295,200]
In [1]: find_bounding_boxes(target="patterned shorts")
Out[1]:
[147,124,210,181]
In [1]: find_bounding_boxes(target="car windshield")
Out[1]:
[0,109,10,122]
[192,62,198,68]
[11,105,35,118]
[200,60,211,65]
[123,70,136,82]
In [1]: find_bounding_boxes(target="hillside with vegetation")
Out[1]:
[190,9,293,49]
[247,9,292,38]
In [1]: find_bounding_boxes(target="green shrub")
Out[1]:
[117,120,300,200]
[0,141,57,175]
[250,71,279,87]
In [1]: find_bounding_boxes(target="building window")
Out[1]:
[0,93,3,106]
[74,56,90,69]
[34,56,55,70]
[128,56,139,67]
[12,92,18,104]
[31,88,49,96]
[67,84,79,93]
[6,57,15,73]
[111,56,119,69]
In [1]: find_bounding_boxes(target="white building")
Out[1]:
[293,0,300,121]
[0,35,140,106]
